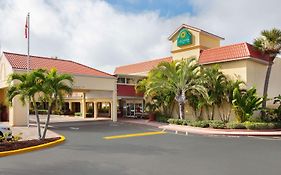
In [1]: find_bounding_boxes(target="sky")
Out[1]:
[0,0,281,74]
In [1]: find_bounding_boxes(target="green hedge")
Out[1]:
[244,121,275,130]
[208,120,226,129]
[168,118,281,130]
[226,122,247,129]
[189,120,209,128]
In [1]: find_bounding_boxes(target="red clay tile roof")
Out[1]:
[199,42,270,64]
[117,84,143,97]
[114,56,172,75]
[3,52,114,78]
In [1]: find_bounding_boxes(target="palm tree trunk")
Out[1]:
[42,104,52,139]
[32,97,41,139]
[211,106,215,120]
[262,61,273,117]
[178,102,185,119]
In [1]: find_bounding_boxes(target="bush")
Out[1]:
[38,109,48,115]
[74,112,82,116]
[155,113,170,123]
[226,122,246,129]
[189,120,209,128]
[232,87,263,122]
[262,108,281,122]
[244,121,275,130]
[209,120,225,129]
[167,119,190,125]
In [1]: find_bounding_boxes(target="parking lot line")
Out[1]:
[103,131,166,140]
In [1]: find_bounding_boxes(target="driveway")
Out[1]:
[1,121,281,175]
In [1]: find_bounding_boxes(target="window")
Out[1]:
[126,78,134,85]
[117,77,126,84]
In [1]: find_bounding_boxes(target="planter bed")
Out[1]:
[0,137,61,152]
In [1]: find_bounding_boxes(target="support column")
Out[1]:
[94,101,98,119]
[81,93,86,118]
[69,102,72,111]
[112,88,117,122]
[9,96,28,126]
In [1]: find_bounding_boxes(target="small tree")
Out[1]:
[41,69,73,139]
[202,65,227,120]
[145,58,208,120]
[7,69,46,139]
[232,87,263,122]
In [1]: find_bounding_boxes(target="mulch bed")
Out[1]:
[0,137,61,152]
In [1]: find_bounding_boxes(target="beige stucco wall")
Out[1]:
[172,48,201,60]
[211,60,247,82]
[199,33,221,49]
[73,75,116,91]
[246,58,281,107]
[0,54,13,88]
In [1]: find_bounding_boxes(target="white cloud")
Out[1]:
[0,0,281,73]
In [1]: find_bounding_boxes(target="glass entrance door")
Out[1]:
[126,103,135,117]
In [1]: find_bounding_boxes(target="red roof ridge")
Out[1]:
[115,56,172,69]
[3,51,114,78]
[199,42,269,64]
[202,42,249,52]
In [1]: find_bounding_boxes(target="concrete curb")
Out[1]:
[160,124,281,136]
[0,136,65,157]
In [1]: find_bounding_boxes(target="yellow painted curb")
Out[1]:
[0,136,65,157]
[104,131,166,140]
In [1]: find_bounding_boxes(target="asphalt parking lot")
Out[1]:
[1,121,281,175]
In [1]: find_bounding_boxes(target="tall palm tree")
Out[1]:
[41,68,73,139]
[254,28,281,112]
[7,69,46,139]
[146,58,208,120]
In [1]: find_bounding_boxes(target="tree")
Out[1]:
[253,28,281,113]
[145,58,208,120]
[202,65,227,120]
[41,68,73,139]
[220,79,243,122]
[136,78,175,116]
[7,69,46,139]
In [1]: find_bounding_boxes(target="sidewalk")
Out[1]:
[121,118,281,136]
[11,126,61,140]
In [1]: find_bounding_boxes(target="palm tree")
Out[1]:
[41,68,73,139]
[221,79,243,122]
[7,69,46,139]
[202,65,227,120]
[254,28,281,112]
[146,58,208,120]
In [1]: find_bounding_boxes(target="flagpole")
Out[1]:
[27,12,30,72]
[27,12,30,128]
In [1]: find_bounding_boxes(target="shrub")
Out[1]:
[155,113,170,123]
[167,118,176,124]
[209,120,225,129]
[74,112,82,116]
[189,120,209,128]
[262,108,281,122]
[38,109,48,115]
[272,122,281,129]
[244,121,275,130]
[226,122,246,129]
[167,119,190,125]
[232,87,263,122]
